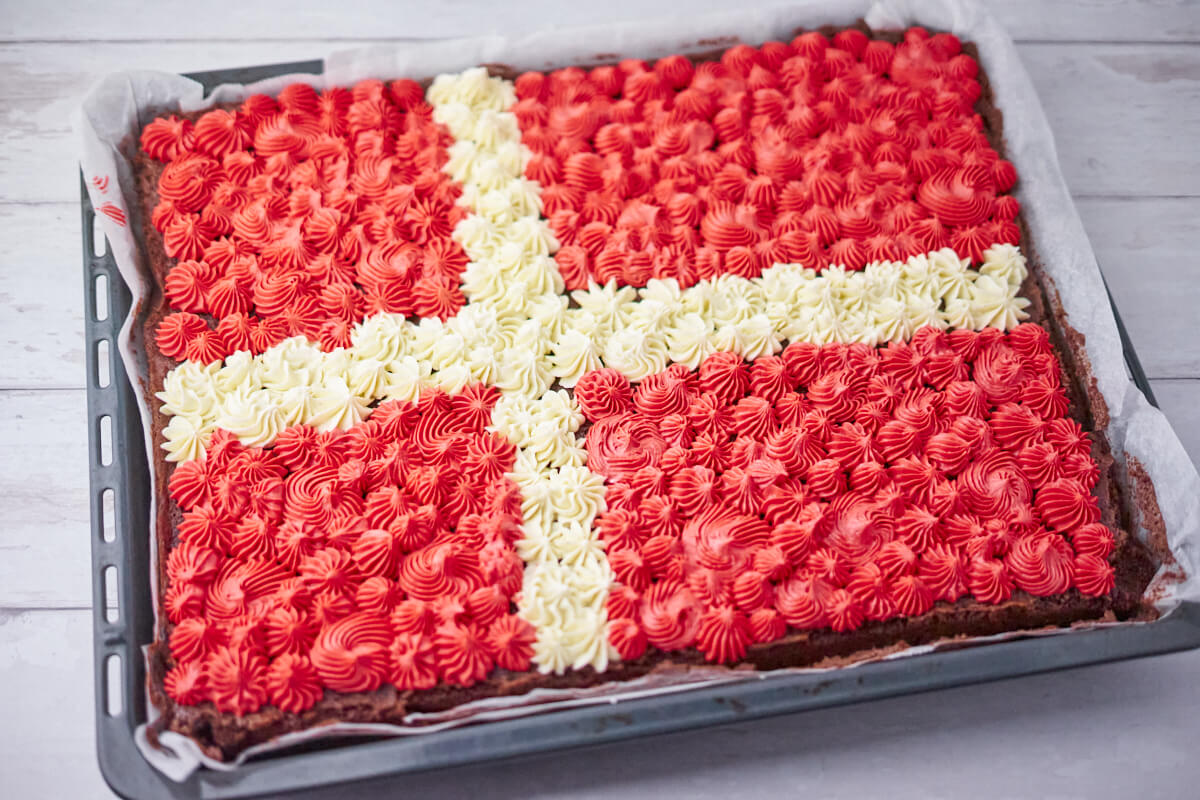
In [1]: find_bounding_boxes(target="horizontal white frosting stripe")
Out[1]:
[158,242,1031,462]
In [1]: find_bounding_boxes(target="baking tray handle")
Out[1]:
[1099,266,1158,408]
[83,59,330,800]
[82,173,177,799]
[187,59,324,95]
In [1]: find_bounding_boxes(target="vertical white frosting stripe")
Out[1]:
[429,68,615,674]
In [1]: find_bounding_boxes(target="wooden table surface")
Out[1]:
[2,1,1198,796]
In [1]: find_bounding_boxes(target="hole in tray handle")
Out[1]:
[92,214,107,259]
[105,653,123,717]
[93,273,109,322]
[103,565,119,624]
[99,415,113,467]
[100,488,115,543]
[97,339,111,389]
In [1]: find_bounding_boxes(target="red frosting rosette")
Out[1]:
[309,612,393,693]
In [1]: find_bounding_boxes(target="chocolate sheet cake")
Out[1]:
[128,22,1159,761]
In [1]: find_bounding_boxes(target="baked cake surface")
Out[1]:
[131,25,1156,760]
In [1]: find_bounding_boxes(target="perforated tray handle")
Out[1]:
[1099,267,1158,408]
[83,173,173,798]
[84,59,327,799]
[186,59,323,95]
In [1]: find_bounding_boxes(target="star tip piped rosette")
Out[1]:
[142,27,1117,718]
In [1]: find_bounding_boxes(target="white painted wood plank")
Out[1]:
[1021,43,1200,198]
[4,40,1200,204]
[0,390,93,608]
[5,607,1200,800]
[0,203,86,390]
[1149,379,1200,464]
[0,609,116,799]
[2,0,1198,44]
[1077,197,1200,380]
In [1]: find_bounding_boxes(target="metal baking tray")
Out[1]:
[84,58,1194,799]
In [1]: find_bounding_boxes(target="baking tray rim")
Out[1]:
[84,56,1189,800]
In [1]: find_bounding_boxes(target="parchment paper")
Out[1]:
[73,0,1200,781]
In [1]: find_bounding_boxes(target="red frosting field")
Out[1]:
[143,80,469,363]
[161,383,537,716]
[516,28,1020,290]
[575,324,1116,664]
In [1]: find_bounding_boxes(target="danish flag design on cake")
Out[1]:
[146,27,1114,716]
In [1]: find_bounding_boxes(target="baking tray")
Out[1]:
[84,58,1195,799]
